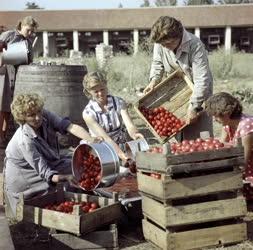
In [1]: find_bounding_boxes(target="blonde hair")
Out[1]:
[11,93,44,124]
[16,16,39,31]
[82,71,107,98]
[150,16,183,43]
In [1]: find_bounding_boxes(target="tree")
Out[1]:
[118,3,123,8]
[155,0,177,6]
[25,1,43,9]
[185,0,214,5]
[140,0,151,7]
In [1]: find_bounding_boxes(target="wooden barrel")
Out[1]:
[14,65,88,147]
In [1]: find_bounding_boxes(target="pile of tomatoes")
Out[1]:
[44,200,99,214]
[140,106,185,137]
[78,151,102,190]
[149,172,161,179]
[170,138,226,155]
[148,146,163,153]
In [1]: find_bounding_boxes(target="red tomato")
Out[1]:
[90,202,98,209]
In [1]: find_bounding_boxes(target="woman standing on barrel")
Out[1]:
[0,16,38,148]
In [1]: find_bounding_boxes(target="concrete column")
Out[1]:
[133,29,139,55]
[73,30,79,51]
[225,26,232,52]
[103,30,109,45]
[194,27,200,38]
[42,31,49,57]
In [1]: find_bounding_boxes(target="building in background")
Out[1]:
[0,4,252,57]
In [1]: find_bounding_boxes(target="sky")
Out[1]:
[0,0,172,11]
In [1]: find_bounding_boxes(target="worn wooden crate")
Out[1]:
[143,218,247,250]
[15,188,123,236]
[136,146,248,249]
[50,224,118,250]
[133,68,194,144]
[136,146,245,201]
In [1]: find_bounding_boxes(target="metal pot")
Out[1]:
[2,40,30,65]
[72,142,120,190]
[125,138,149,159]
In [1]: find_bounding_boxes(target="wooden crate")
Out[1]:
[136,146,244,200]
[136,146,248,249]
[15,188,123,236]
[50,224,118,250]
[142,218,247,250]
[133,68,193,144]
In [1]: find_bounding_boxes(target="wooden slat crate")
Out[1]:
[137,146,244,200]
[136,146,248,249]
[133,68,194,144]
[15,188,123,236]
[50,224,119,250]
[142,218,247,250]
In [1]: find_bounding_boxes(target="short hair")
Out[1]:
[11,93,44,124]
[16,16,39,31]
[205,92,243,119]
[82,71,107,98]
[150,16,183,43]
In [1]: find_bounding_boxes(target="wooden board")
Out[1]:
[50,224,118,250]
[0,206,15,250]
[143,219,247,250]
[16,190,123,235]
[142,195,247,228]
[0,173,3,205]
[133,69,193,144]
[137,168,243,200]
[136,146,244,174]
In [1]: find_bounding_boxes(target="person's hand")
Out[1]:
[52,174,78,186]
[186,109,201,125]
[132,132,144,140]
[143,80,157,94]
[245,177,253,187]
[91,136,104,143]
[0,41,7,52]
[123,159,137,174]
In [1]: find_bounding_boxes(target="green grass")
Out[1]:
[34,49,253,138]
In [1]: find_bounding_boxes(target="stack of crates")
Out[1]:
[136,145,248,250]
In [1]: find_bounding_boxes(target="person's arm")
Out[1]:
[83,113,128,162]
[20,140,61,183]
[120,108,144,140]
[241,133,253,167]
[220,126,230,143]
[187,41,213,124]
[66,123,102,143]
[144,43,164,94]
[44,109,102,143]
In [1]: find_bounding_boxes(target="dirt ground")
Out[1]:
[8,208,253,250]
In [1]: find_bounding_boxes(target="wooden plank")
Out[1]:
[0,206,15,250]
[18,204,81,235]
[142,195,247,228]
[51,224,118,249]
[0,173,3,205]
[136,152,168,172]
[166,146,244,165]
[16,190,123,235]
[137,169,243,200]
[137,147,244,172]
[166,156,244,175]
[80,203,122,234]
[143,219,247,250]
